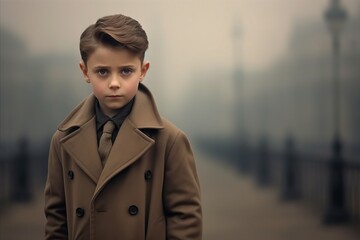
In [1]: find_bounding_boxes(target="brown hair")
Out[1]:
[79,14,149,64]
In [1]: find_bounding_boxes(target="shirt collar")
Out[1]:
[95,98,135,131]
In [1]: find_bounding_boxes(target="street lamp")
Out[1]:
[323,0,349,224]
[232,18,250,173]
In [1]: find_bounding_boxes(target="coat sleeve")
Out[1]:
[44,133,68,239]
[163,130,202,239]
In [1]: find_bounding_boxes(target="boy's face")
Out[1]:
[80,45,149,117]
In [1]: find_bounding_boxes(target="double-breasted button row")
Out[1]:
[69,170,151,181]
[69,170,152,181]
[77,205,138,217]
[76,207,84,217]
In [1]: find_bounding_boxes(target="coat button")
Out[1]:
[128,205,138,216]
[68,170,74,180]
[144,170,152,180]
[76,208,84,217]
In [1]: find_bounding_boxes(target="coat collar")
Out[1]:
[58,83,163,132]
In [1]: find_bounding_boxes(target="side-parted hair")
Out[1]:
[79,14,149,64]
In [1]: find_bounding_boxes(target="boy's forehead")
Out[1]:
[87,45,142,65]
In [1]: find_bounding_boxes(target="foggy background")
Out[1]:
[0,0,360,239]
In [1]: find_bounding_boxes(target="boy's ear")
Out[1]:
[79,61,90,83]
[140,61,150,82]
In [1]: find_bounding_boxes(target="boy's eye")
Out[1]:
[97,69,109,77]
[121,68,133,76]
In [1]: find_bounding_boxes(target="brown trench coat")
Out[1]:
[44,84,202,240]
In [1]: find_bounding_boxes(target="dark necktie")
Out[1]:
[98,120,115,166]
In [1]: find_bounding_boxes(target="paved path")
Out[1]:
[197,150,360,240]
[0,149,359,240]
[0,189,45,240]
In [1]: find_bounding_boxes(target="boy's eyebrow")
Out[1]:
[92,64,137,68]
[93,65,110,68]
[118,64,137,68]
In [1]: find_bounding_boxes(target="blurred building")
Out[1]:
[0,27,88,205]
[0,28,29,144]
[243,11,360,160]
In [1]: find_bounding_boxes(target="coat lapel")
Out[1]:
[61,117,103,184]
[57,84,164,198]
[93,118,154,197]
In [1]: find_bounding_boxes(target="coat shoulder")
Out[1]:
[159,118,184,138]
[157,117,192,149]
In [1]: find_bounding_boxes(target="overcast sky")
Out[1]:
[0,0,359,105]
[1,0,358,68]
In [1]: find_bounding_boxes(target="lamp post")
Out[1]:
[233,17,249,172]
[323,0,349,224]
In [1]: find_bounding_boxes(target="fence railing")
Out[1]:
[344,161,360,223]
[249,141,360,227]
[0,139,48,212]
[196,137,360,228]
[0,158,12,211]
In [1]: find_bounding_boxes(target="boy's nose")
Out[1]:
[109,76,121,88]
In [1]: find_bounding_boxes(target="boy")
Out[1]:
[44,14,202,239]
